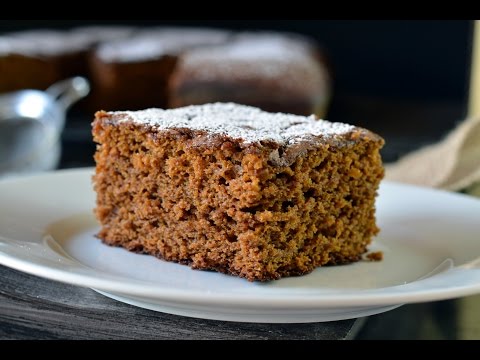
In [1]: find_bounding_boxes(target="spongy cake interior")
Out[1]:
[93,103,384,281]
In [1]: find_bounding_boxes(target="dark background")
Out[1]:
[0,20,474,164]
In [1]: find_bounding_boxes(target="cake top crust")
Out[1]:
[109,103,358,145]
[186,31,316,63]
[0,29,90,56]
[0,27,133,57]
[69,26,135,45]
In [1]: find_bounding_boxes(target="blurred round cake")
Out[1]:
[168,32,331,117]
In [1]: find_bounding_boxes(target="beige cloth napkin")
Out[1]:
[385,116,480,193]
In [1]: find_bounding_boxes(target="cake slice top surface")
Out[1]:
[107,103,375,146]
[182,32,315,63]
[95,27,230,63]
[0,29,112,56]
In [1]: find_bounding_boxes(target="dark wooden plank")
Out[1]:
[0,265,357,339]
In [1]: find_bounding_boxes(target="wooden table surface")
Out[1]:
[0,265,360,340]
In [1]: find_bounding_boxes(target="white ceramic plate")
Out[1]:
[1,168,480,323]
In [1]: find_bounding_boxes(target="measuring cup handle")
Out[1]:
[46,77,90,111]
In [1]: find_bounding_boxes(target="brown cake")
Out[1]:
[89,28,231,111]
[169,32,331,117]
[0,28,133,94]
[92,103,384,281]
[1,27,331,117]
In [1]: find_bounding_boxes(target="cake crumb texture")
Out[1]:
[92,103,385,281]
[366,251,384,262]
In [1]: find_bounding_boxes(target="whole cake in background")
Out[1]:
[169,32,331,117]
[0,27,332,116]
[92,103,384,281]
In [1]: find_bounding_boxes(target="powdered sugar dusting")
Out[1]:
[96,28,230,63]
[0,29,91,56]
[112,103,355,146]
[205,32,312,61]
[0,28,133,57]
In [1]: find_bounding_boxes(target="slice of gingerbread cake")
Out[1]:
[92,103,384,281]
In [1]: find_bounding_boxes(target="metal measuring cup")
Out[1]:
[0,77,90,178]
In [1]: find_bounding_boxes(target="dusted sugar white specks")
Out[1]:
[110,103,355,146]
[96,28,231,63]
